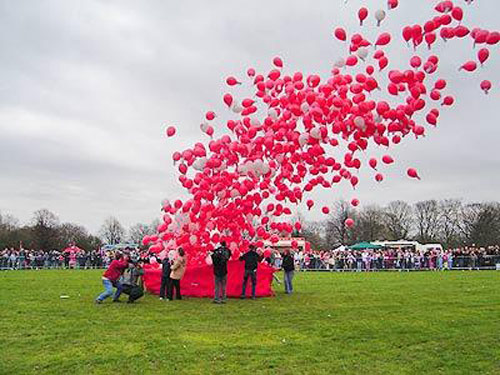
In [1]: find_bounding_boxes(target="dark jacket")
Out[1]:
[239,249,261,271]
[282,254,295,272]
[161,257,171,277]
[211,246,232,277]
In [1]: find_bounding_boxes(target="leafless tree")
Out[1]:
[414,200,441,243]
[383,201,413,240]
[325,200,355,246]
[99,216,125,245]
[128,220,159,244]
[459,202,500,247]
[31,209,60,250]
[437,199,463,248]
[353,204,385,242]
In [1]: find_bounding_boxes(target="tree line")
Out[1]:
[0,209,160,251]
[300,199,500,250]
[2,199,499,251]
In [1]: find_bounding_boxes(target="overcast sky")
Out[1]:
[1,0,499,234]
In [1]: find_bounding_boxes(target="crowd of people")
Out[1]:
[0,246,149,270]
[291,246,500,271]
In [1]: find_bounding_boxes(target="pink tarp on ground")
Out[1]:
[143,260,276,298]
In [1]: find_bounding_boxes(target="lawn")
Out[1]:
[0,270,499,375]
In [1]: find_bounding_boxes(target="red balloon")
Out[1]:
[375,33,391,46]
[322,206,330,215]
[358,7,368,26]
[345,218,355,228]
[166,126,176,137]
[306,199,314,210]
[223,94,233,107]
[226,76,240,86]
[273,56,283,68]
[407,168,420,180]
[460,61,477,72]
[334,27,347,41]
[382,155,394,164]
[351,198,360,207]
[478,48,490,65]
[480,80,492,94]
[388,0,398,10]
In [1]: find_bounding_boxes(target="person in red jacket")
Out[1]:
[95,252,129,304]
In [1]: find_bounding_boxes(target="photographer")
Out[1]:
[121,261,145,304]
[211,241,232,304]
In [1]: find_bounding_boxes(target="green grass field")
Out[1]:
[0,270,499,375]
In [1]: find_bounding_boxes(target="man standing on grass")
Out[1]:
[282,249,295,295]
[159,252,173,301]
[211,241,232,304]
[239,245,262,300]
[95,252,129,304]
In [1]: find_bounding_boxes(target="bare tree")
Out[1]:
[383,201,413,240]
[354,205,385,242]
[0,211,19,231]
[31,209,60,250]
[460,202,500,247]
[99,216,125,245]
[437,199,463,248]
[325,200,355,246]
[414,200,441,243]
[128,220,159,245]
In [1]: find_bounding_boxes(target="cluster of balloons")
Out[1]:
[144,0,496,265]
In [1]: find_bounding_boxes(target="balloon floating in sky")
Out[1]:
[151,0,498,263]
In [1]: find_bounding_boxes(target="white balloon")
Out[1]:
[200,122,209,132]
[232,103,243,113]
[354,116,366,130]
[334,58,346,68]
[375,9,386,26]
[250,118,261,127]
[189,235,197,245]
[356,48,368,61]
[192,157,207,171]
[310,127,321,140]
[300,102,310,113]
[268,108,278,120]
[298,133,309,147]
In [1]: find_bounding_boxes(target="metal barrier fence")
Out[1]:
[1,255,499,272]
[296,255,500,272]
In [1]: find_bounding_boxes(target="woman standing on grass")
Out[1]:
[168,248,187,300]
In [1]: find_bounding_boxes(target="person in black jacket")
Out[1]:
[239,245,262,299]
[211,241,232,304]
[159,254,172,300]
[282,249,295,294]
